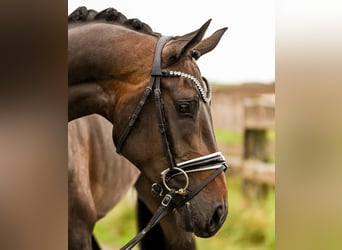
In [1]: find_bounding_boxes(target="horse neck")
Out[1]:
[68,23,157,121]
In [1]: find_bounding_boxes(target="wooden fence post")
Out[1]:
[242,94,275,199]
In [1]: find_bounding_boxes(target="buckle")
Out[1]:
[161,194,172,207]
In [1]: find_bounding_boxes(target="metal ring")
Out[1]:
[161,167,189,194]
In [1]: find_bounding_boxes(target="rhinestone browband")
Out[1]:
[168,70,211,103]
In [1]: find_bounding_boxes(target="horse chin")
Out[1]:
[174,205,194,232]
[174,203,226,238]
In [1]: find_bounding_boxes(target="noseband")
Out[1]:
[116,36,228,250]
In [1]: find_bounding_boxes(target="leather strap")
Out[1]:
[115,78,154,154]
[153,76,178,170]
[120,191,175,250]
[120,164,226,250]
[115,36,172,154]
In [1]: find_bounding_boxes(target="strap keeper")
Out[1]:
[151,68,162,76]
[161,194,172,207]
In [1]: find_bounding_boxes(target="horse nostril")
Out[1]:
[210,204,226,229]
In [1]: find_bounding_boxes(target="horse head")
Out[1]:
[68,16,228,238]
[112,21,228,237]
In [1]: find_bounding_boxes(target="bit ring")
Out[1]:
[161,167,189,195]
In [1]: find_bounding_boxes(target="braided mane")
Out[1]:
[68,6,161,37]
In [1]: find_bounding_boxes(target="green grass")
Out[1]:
[94,198,138,249]
[215,129,244,144]
[267,129,275,163]
[267,129,275,143]
[215,128,275,145]
[197,176,275,250]
[94,176,275,250]
[215,128,276,163]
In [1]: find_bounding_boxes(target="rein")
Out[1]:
[116,36,228,250]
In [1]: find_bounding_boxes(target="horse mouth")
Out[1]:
[175,203,228,238]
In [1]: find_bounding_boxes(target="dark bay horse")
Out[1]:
[68,115,140,249]
[68,7,229,250]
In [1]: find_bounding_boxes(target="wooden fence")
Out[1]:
[212,84,275,199]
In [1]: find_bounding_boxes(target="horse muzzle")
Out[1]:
[175,198,228,238]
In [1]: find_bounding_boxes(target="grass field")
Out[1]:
[215,129,244,145]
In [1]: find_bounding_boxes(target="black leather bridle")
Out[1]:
[115,36,228,250]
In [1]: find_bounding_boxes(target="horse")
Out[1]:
[68,115,140,249]
[68,7,229,250]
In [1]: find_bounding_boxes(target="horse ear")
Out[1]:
[191,27,228,60]
[163,19,211,65]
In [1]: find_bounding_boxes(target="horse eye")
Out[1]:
[177,103,191,113]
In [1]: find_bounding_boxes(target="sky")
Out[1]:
[68,0,274,84]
